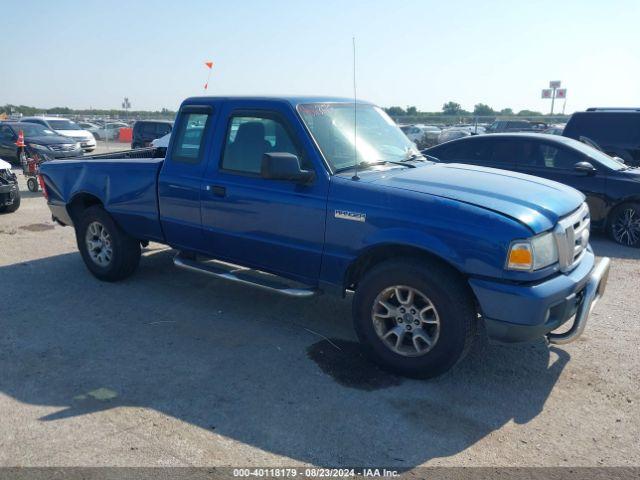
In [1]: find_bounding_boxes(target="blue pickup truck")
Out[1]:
[39,96,611,378]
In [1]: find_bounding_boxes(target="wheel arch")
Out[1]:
[67,192,104,225]
[344,243,470,293]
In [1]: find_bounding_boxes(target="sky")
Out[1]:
[2,0,639,114]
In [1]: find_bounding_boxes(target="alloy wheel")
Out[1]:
[371,285,441,357]
[613,208,640,246]
[85,221,113,266]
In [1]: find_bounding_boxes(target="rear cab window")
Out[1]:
[169,108,212,164]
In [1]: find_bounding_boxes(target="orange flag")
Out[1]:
[204,61,214,92]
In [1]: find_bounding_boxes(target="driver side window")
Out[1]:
[540,145,583,170]
[221,115,304,175]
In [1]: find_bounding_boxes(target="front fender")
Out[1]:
[320,179,536,288]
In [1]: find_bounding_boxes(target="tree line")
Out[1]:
[385,102,551,118]
[1,104,176,119]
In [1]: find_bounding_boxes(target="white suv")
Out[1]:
[20,117,96,152]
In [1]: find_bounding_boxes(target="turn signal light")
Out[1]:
[507,242,533,270]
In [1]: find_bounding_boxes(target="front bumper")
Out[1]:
[470,249,611,344]
[0,183,19,206]
[65,137,96,150]
[80,139,96,150]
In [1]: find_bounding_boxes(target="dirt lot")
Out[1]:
[0,171,638,468]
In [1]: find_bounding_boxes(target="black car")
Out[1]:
[0,161,20,214]
[0,122,83,165]
[426,133,640,247]
[485,120,534,133]
[563,108,640,166]
[132,120,173,148]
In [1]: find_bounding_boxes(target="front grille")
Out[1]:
[554,203,590,272]
[49,144,77,152]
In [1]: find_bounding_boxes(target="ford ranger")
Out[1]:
[39,96,611,378]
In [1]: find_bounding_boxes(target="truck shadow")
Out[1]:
[0,248,568,467]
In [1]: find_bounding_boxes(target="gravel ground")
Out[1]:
[0,171,638,468]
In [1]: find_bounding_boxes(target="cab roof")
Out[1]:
[181,96,374,107]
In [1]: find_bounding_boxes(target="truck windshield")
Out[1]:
[297,103,420,171]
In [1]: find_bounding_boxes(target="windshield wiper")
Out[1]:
[335,160,416,173]
[403,153,427,162]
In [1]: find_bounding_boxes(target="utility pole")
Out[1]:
[121,97,131,120]
[541,81,565,115]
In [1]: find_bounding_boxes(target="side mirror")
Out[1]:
[574,161,596,175]
[261,152,314,184]
[612,156,626,164]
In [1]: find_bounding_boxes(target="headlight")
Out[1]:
[27,143,48,150]
[507,232,558,271]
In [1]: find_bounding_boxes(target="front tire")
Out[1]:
[353,258,476,379]
[609,202,640,247]
[76,206,141,281]
[0,189,20,213]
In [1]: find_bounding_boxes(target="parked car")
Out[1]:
[39,96,610,378]
[563,108,640,166]
[437,127,471,144]
[20,117,96,152]
[486,120,534,133]
[132,120,173,148]
[90,122,128,141]
[400,124,441,146]
[543,125,565,136]
[426,133,640,246]
[0,122,83,164]
[151,132,171,148]
[0,157,20,213]
[77,121,100,131]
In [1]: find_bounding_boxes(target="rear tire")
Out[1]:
[609,202,640,247]
[353,258,476,379]
[76,205,141,281]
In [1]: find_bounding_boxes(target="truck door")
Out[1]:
[158,104,218,251]
[200,102,329,284]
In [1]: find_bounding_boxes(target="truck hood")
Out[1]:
[371,163,585,233]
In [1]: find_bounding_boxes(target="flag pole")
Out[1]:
[204,61,214,93]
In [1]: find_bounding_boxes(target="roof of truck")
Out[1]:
[182,96,374,106]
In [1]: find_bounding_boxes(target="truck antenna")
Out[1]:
[352,36,359,181]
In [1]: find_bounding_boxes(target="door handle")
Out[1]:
[206,185,226,197]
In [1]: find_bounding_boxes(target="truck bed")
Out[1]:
[41,151,166,242]
[81,146,166,161]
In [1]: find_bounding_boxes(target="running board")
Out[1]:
[173,252,318,298]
